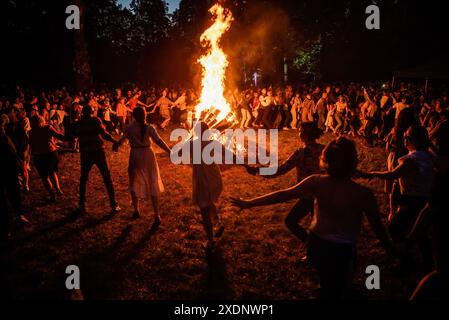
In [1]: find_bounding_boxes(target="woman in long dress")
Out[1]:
[114,107,171,227]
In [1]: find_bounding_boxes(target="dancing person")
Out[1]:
[116,97,132,135]
[29,115,65,202]
[73,106,121,215]
[176,122,251,250]
[126,91,147,111]
[151,89,174,130]
[325,103,337,133]
[102,98,115,134]
[410,113,449,299]
[232,137,394,299]
[315,92,328,130]
[250,91,261,128]
[301,93,315,123]
[361,126,435,243]
[334,96,349,134]
[363,89,380,146]
[275,89,290,130]
[247,122,325,243]
[260,89,274,129]
[182,122,225,249]
[114,108,171,227]
[290,92,302,129]
[173,90,188,127]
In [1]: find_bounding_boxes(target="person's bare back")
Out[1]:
[306,175,376,244]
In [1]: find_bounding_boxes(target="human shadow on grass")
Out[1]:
[11,209,117,251]
[199,247,234,299]
[4,212,79,249]
[115,221,161,264]
[74,225,133,299]
[76,222,161,299]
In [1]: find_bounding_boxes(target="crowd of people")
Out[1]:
[0,81,448,300]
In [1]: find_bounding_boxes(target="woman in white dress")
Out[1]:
[114,107,171,226]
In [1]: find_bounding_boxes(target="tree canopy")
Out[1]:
[1,0,448,88]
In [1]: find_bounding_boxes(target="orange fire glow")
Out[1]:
[195,4,234,122]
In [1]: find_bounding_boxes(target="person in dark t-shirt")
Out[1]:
[73,106,121,215]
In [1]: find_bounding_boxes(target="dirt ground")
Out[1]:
[1,130,424,300]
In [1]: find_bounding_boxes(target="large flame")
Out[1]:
[195,4,234,122]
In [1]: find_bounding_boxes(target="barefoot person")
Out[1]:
[176,122,248,249]
[232,137,394,299]
[73,106,121,215]
[114,107,171,227]
[187,122,225,249]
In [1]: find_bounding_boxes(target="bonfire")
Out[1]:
[194,3,237,132]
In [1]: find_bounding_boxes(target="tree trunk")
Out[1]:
[73,0,92,91]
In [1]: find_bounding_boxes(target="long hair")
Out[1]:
[133,107,147,143]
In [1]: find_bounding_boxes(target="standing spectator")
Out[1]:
[13,110,31,192]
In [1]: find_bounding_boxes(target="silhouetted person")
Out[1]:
[410,116,449,299]
[362,126,435,270]
[29,115,64,202]
[247,122,325,243]
[1,117,29,239]
[73,106,120,214]
[233,137,394,299]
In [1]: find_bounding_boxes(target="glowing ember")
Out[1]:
[195,4,234,122]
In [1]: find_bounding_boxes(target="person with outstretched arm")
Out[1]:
[232,137,394,299]
[73,105,121,215]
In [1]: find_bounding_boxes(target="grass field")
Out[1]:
[1,130,424,300]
